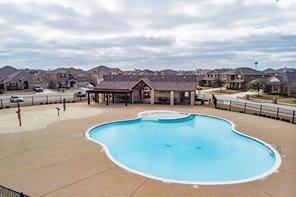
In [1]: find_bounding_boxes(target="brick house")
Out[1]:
[223,67,265,90]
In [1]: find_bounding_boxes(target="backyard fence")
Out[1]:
[0,185,29,197]
[0,94,88,109]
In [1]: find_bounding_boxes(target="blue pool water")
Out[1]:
[88,111,280,184]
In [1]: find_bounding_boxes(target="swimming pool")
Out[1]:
[87,111,281,185]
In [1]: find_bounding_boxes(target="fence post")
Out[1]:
[0,98,3,109]
[46,95,48,104]
[292,110,295,124]
[259,105,262,115]
[73,94,76,102]
[243,102,247,113]
[32,96,34,105]
[229,100,232,111]
[276,107,280,119]
[63,98,66,111]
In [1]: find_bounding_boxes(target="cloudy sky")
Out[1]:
[0,0,295,70]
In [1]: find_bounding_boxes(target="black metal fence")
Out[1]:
[0,94,88,109]
[0,185,29,197]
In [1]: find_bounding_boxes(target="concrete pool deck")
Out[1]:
[0,103,295,196]
[0,103,103,134]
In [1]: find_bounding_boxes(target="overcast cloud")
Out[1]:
[0,0,295,70]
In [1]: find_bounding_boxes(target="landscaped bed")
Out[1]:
[248,94,296,105]
[210,89,241,95]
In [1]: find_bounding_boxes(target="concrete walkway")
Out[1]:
[0,103,295,196]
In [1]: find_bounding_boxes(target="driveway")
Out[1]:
[226,91,258,98]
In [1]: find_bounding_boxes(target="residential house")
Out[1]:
[76,74,90,87]
[86,75,198,106]
[0,66,19,91]
[223,67,265,90]
[263,67,296,76]
[0,66,52,91]
[48,68,90,89]
[264,68,296,96]
[31,70,49,89]
[0,69,33,91]
[196,69,211,77]
[48,72,74,88]
[88,66,123,86]
[201,68,230,87]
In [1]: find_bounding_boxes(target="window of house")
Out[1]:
[273,86,278,91]
[10,82,18,87]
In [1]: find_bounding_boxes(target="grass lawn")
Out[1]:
[211,89,241,94]
[249,94,296,105]
[197,86,214,90]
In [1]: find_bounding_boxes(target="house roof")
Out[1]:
[263,67,296,75]
[152,82,196,91]
[49,67,87,75]
[95,75,197,91]
[31,71,48,83]
[103,74,198,83]
[223,67,264,76]
[263,68,275,74]
[207,68,231,75]
[266,71,296,86]
[0,70,33,83]
[96,81,135,90]
[0,66,19,80]
[132,78,154,89]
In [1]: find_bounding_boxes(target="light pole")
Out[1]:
[254,62,258,70]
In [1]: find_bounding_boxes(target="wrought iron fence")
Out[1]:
[0,94,87,109]
[0,185,29,197]
[196,92,295,124]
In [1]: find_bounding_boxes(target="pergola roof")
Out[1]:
[92,75,197,92]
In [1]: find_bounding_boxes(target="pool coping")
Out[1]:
[85,110,281,185]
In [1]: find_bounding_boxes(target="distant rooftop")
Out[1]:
[223,67,264,75]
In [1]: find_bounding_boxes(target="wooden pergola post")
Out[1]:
[130,91,133,104]
[106,93,109,105]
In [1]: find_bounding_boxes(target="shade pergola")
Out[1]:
[86,89,132,105]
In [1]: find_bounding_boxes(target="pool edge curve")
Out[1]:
[85,110,281,185]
